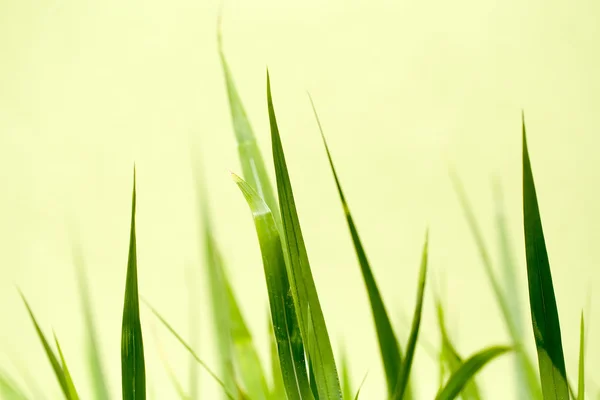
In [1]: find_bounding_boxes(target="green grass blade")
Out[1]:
[54,335,80,400]
[392,231,428,400]
[578,313,585,400]
[268,73,342,400]
[340,349,352,400]
[0,370,29,400]
[226,280,270,400]
[309,96,403,397]
[121,168,146,400]
[145,302,237,400]
[352,373,368,400]
[435,346,512,400]
[233,174,313,400]
[522,115,569,400]
[268,313,285,399]
[307,309,321,400]
[187,267,200,400]
[20,293,72,399]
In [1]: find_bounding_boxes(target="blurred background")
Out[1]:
[1,0,599,398]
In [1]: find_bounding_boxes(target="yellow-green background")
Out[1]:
[1,0,599,398]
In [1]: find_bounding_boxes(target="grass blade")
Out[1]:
[392,231,429,400]
[234,173,313,400]
[268,313,285,399]
[340,349,352,400]
[268,73,342,400]
[187,267,200,400]
[435,346,511,400]
[578,313,585,400]
[0,370,29,400]
[121,168,146,400]
[352,374,368,400]
[309,96,404,397]
[54,335,80,400]
[522,114,569,400]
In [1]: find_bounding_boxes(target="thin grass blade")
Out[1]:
[268,73,342,400]
[54,335,80,400]
[578,313,585,400]
[352,373,368,400]
[309,96,404,397]
[392,231,428,400]
[187,267,200,400]
[121,168,146,400]
[268,313,285,400]
[234,174,313,400]
[0,370,29,400]
[435,346,511,400]
[522,115,569,400]
[340,349,352,400]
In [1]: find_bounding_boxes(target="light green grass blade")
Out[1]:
[151,324,190,400]
[187,267,200,400]
[435,346,512,400]
[522,115,569,400]
[268,73,342,400]
[20,293,73,399]
[72,247,111,400]
[226,280,270,400]
[352,374,368,400]
[54,335,80,400]
[340,349,352,400]
[0,370,29,400]
[268,313,285,399]
[233,174,313,400]
[451,172,540,400]
[309,97,404,397]
[392,231,428,400]
[578,313,585,400]
[121,168,146,400]
[307,309,321,400]
[145,302,237,400]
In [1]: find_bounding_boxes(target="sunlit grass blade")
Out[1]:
[352,374,368,400]
[309,96,404,397]
[578,312,585,400]
[392,231,428,400]
[0,370,29,400]
[72,246,111,400]
[150,324,190,400]
[268,313,285,399]
[268,73,342,399]
[121,168,146,400]
[54,335,80,400]
[144,302,237,400]
[226,280,270,400]
[20,293,73,399]
[450,171,540,400]
[307,309,321,400]
[435,346,512,400]
[233,173,313,400]
[340,349,352,400]
[186,267,200,400]
[522,115,569,400]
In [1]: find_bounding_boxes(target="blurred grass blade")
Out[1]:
[309,96,404,397]
[392,231,429,400]
[435,346,511,400]
[151,323,190,400]
[226,280,270,400]
[268,313,285,399]
[54,335,80,400]
[268,73,342,399]
[233,174,313,400]
[353,373,368,400]
[0,370,29,400]
[522,115,569,400]
[340,349,352,400]
[187,267,200,400]
[578,313,585,400]
[450,171,540,400]
[20,293,73,399]
[145,302,237,400]
[121,168,146,400]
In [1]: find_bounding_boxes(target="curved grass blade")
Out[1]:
[268,73,342,400]
[234,174,313,400]
[54,335,80,400]
[578,313,585,400]
[121,168,146,400]
[522,115,569,400]
[353,373,368,400]
[392,231,428,400]
[20,293,73,399]
[309,96,404,397]
[435,346,511,400]
[144,301,237,400]
[0,370,29,400]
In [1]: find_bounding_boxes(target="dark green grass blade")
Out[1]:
[121,168,146,400]
[451,172,540,400]
[392,231,429,400]
[309,96,403,397]
[226,280,270,400]
[578,313,585,400]
[435,346,512,400]
[234,174,313,400]
[54,335,80,400]
[268,313,285,399]
[522,115,569,400]
[20,293,72,399]
[0,370,29,400]
[340,349,352,400]
[72,247,111,400]
[145,302,237,400]
[268,73,342,400]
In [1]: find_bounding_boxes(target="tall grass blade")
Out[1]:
[578,313,585,400]
[340,349,352,400]
[268,314,285,399]
[0,370,29,400]
[234,174,313,400]
[187,267,200,400]
[268,73,342,400]
[309,96,404,397]
[121,168,146,400]
[54,335,80,400]
[392,231,428,400]
[435,346,511,400]
[522,115,569,400]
